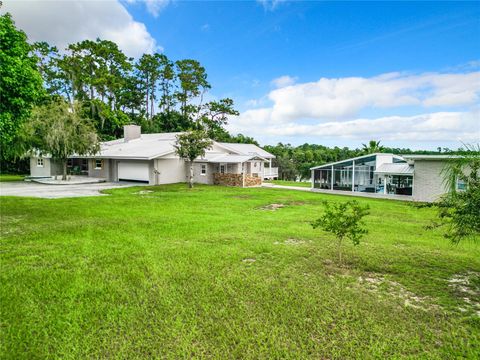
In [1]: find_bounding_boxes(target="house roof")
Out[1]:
[83,133,181,160]
[310,153,404,170]
[375,163,414,175]
[71,132,274,161]
[402,155,460,161]
[195,154,267,163]
[217,143,275,159]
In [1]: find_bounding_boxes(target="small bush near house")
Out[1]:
[312,200,370,263]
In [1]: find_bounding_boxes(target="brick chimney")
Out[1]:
[124,125,141,142]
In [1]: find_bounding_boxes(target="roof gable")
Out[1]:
[216,142,275,158]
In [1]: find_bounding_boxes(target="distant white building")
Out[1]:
[29,125,276,187]
[310,153,463,202]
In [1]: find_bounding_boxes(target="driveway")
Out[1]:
[0,181,137,199]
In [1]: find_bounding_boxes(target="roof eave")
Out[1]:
[310,153,404,170]
[374,171,414,176]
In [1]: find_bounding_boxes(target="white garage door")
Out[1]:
[118,161,150,182]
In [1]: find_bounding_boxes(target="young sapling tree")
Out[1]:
[312,200,370,264]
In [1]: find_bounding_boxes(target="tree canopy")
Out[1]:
[22,100,100,180]
[0,13,44,160]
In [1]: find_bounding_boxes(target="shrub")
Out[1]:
[312,200,370,263]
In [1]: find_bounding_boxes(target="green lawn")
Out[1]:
[0,174,24,182]
[1,184,479,359]
[265,179,311,187]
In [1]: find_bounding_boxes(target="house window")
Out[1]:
[220,164,226,174]
[201,164,207,176]
[36,158,44,167]
[457,178,467,191]
[67,159,73,167]
[254,162,257,168]
[95,159,102,170]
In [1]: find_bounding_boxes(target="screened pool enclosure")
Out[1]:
[311,154,414,196]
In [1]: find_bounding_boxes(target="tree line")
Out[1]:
[32,38,248,142]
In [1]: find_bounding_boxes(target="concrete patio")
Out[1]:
[30,175,106,185]
[0,181,137,199]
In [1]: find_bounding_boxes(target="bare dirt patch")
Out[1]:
[259,203,285,211]
[135,190,154,195]
[358,273,440,312]
[274,238,309,246]
[448,271,480,317]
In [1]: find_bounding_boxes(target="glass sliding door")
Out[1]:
[385,175,413,196]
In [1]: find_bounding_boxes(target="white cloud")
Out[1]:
[257,0,286,11]
[271,75,297,88]
[2,0,159,58]
[126,0,170,17]
[229,69,480,143]
[229,110,480,142]
[145,0,170,17]
[262,71,480,123]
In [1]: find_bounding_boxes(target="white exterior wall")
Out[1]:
[149,161,156,184]
[154,158,187,185]
[192,162,215,184]
[30,157,62,177]
[30,157,52,177]
[250,161,263,177]
[412,160,448,202]
[375,154,394,169]
[88,159,111,180]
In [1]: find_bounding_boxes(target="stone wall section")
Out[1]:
[244,175,262,187]
[214,173,243,187]
[213,173,262,187]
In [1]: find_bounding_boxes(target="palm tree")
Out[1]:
[361,140,384,154]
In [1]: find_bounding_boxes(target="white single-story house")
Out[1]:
[310,153,464,202]
[30,125,277,187]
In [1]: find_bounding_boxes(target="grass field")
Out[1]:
[265,179,311,187]
[0,174,24,182]
[1,184,479,359]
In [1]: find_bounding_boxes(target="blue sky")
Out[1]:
[4,0,480,149]
[127,1,479,96]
